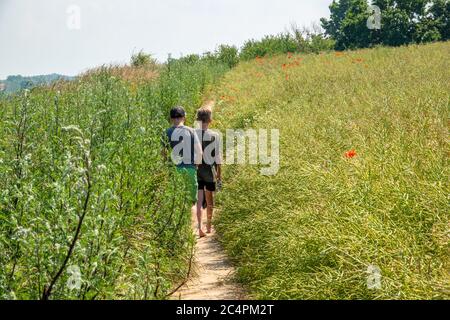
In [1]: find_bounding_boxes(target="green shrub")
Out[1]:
[240,33,299,60]
[216,45,240,68]
[131,50,157,68]
[239,30,335,61]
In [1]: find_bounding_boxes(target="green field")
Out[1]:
[1,40,448,300]
[211,42,449,299]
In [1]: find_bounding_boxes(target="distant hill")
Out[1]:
[0,73,75,94]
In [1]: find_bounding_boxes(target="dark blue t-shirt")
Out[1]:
[165,126,199,168]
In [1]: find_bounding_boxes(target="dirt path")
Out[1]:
[174,209,246,300]
[173,100,245,300]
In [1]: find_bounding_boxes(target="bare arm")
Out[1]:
[216,164,222,181]
[161,132,169,163]
[215,132,223,180]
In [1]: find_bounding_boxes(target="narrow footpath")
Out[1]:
[175,209,246,300]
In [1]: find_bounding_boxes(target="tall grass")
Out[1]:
[239,28,335,61]
[212,42,449,299]
[0,58,229,299]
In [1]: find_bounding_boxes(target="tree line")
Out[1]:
[169,0,448,67]
[321,0,449,50]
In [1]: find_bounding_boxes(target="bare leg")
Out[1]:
[205,190,214,233]
[196,190,206,238]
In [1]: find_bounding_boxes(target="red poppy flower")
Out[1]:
[345,150,357,159]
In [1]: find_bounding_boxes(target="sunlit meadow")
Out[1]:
[212,42,449,300]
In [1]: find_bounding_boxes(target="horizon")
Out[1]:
[0,0,331,80]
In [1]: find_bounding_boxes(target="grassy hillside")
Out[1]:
[211,42,449,299]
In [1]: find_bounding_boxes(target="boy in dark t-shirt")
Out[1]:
[163,106,203,206]
[195,107,222,237]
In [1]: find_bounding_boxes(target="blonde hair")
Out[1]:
[196,100,215,123]
[202,100,215,111]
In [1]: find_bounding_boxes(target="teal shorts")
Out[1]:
[176,166,198,204]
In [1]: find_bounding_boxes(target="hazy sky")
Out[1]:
[0,0,332,79]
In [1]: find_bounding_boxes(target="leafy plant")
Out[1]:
[131,50,157,68]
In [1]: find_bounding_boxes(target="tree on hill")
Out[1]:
[419,0,450,41]
[130,50,157,68]
[321,0,373,50]
[321,0,450,49]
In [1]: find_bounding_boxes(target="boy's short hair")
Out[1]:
[170,106,186,119]
[196,108,212,123]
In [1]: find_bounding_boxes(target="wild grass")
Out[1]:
[81,64,160,84]
[0,58,229,299]
[211,41,450,300]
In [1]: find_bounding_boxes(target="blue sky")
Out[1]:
[0,0,332,79]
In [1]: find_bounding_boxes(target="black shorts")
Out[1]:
[198,180,216,192]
